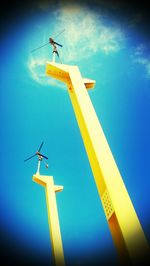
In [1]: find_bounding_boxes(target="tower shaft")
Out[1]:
[33,174,65,266]
[46,62,149,263]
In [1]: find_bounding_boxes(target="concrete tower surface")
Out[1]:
[33,171,65,266]
[46,62,149,264]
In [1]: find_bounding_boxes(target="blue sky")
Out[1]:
[0,1,150,265]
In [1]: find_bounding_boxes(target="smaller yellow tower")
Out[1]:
[32,159,65,266]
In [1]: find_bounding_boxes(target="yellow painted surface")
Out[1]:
[33,174,65,266]
[46,62,149,263]
[46,61,95,90]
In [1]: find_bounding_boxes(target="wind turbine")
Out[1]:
[31,29,65,62]
[25,142,65,266]
[24,141,48,174]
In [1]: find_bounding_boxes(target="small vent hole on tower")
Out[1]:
[101,190,114,220]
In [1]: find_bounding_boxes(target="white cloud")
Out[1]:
[133,44,150,78]
[27,4,125,85]
[134,44,146,56]
[27,55,65,88]
[54,5,125,62]
[136,57,150,76]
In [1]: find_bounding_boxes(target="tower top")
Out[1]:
[46,61,96,89]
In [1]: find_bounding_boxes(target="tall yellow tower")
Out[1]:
[46,62,149,264]
[32,160,65,266]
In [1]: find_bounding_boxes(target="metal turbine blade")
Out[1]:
[31,42,49,53]
[38,153,48,160]
[38,141,44,152]
[31,29,65,53]
[24,154,36,162]
[43,159,49,169]
[54,41,63,47]
[53,29,65,39]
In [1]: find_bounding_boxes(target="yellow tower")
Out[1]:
[46,62,149,264]
[32,160,65,266]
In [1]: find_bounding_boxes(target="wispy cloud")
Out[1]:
[134,44,146,56]
[27,55,65,88]
[27,4,125,85]
[54,4,125,62]
[136,57,150,76]
[133,44,150,78]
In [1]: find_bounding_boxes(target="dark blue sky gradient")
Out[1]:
[0,1,150,265]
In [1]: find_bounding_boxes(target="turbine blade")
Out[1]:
[54,41,63,47]
[38,153,48,160]
[31,42,49,53]
[53,29,65,39]
[38,141,44,152]
[24,154,36,162]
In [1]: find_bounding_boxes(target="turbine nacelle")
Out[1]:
[24,142,49,170]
